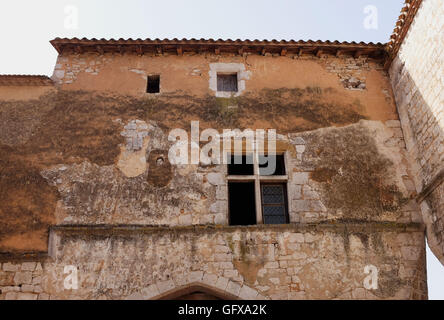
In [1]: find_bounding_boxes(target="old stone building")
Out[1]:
[0,0,441,300]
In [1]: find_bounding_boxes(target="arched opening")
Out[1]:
[157,284,239,300]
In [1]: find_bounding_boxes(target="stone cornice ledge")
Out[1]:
[51,221,424,237]
[0,222,424,262]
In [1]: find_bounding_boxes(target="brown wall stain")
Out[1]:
[0,86,55,101]
[0,53,402,252]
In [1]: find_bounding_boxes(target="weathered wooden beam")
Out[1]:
[96,45,104,55]
[52,41,386,62]
[136,45,143,56]
[356,50,371,58]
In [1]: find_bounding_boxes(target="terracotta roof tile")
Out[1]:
[386,0,423,67]
[0,75,54,86]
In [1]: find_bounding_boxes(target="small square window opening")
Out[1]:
[217,73,238,92]
[147,75,160,93]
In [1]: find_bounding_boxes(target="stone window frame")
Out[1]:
[209,63,250,98]
[226,151,289,224]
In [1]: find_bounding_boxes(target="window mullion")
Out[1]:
[254,147,263,224]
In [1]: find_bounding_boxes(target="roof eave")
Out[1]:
[50,38,387,59]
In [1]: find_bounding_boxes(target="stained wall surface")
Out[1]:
[0,50,427,299]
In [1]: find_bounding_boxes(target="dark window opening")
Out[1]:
[227,154,254,175]
[217,73,238,92]
[228,182,256,226]
[261,183,289,224]
[147,75,160,93]
[259,154,286,176]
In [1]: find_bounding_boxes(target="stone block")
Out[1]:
[21,284,35,293]
[21,262,36,272]
[5,292,17,300]
[207,173,225,186]
[178,214,192,225]
[293,172,309,185]
[188,271,204,283]
[385,120,401,128]
[1,286,20,293]
[226,280,242,297]
[238,285,258,300]
[13,272,32,285]
[288,233,304,243]
[0,273,14,286]
[16,293,38,300]
[401,246,422,261]
[202,273,218,287]
[2,263,19,272]
[215,276,229,291]
[141,284,160,300]
[38,293,50,300]
[156,279,175,294]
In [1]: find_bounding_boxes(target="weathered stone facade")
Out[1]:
[389,0,444,265]
[0,50,427,299]
[1,1,442,299]
[0,224,426,300]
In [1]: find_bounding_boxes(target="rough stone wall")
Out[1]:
[0,225,427,300]
[389,0,444,265]
[0,54,402,252]
[51,51,398,121]
[0,50,427,299]
[31,119,418,229]
[0,260,46,300]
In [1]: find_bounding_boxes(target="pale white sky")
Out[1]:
[0,0,405,75]
[0,0,442,299]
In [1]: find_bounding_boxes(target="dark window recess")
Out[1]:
[217,74,238,92]
[227,154,254,175]
[229,182,256,226]
[147,75,160,93]
[259,154,286,176]
[261,184,289,224]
